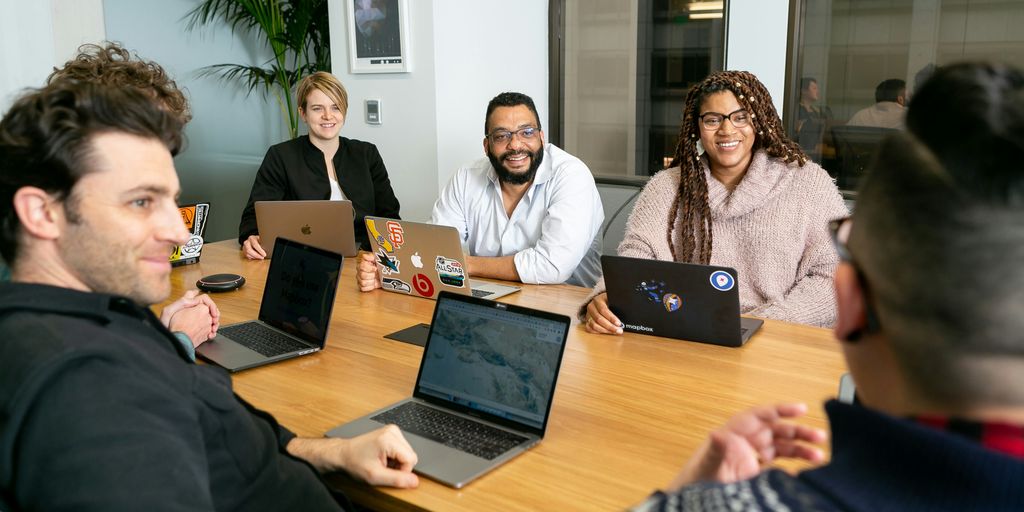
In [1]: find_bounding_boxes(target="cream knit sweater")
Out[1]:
[586,150,848,327]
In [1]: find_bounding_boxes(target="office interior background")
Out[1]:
[2,0,1022,245]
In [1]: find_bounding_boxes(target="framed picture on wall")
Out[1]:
[346,0,411,73]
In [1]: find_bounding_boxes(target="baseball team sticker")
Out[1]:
[366,219,394,252]
[412,273,434,297]
[376,248,400,275]
[709,270,735,291]
[386,221,404,249]
[435,256,465,288]
[382,277,411,294]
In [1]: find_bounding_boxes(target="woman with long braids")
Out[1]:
[582,70,847,332]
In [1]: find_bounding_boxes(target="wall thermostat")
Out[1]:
[366,99,381,125]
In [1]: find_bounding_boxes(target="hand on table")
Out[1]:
[584,292,623,335]
[666,403,827,490]
[242,235,267,260]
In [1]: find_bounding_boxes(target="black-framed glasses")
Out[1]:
[486,126,539,145]
[829,216,854,262]
[699,109,751,131]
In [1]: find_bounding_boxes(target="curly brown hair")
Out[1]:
[47,42,191,125]
[666,70,808,264]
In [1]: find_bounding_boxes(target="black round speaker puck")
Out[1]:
[196,273,245,292]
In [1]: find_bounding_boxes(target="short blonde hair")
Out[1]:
[297,71,348,116]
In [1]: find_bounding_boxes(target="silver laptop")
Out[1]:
[255,200,357,258]
[327,291,570,488]
[364,216,520,300]
[196,237,343,372]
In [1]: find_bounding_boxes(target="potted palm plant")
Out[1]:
[184,0,331,139]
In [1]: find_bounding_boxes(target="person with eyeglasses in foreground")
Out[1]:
[0,82,418,511]
[356,91,604,290]
[582,70,848,331]
[632,62,1024,511]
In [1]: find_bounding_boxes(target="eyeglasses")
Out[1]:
[486,126,539,145]
[829,216,854,262]
[699,109,751,131]
[829,215,882,335]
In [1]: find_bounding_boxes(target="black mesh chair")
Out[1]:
[830,126,898,190]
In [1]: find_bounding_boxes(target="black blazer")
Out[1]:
[238,136,401,250]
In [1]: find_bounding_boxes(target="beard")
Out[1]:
[488,144,544,185]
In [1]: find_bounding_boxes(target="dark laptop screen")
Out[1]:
[417,295,568,431]
[258,238,342,345]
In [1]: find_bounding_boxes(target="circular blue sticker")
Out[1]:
[709,270,735,291]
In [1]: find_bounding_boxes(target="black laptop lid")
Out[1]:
[413,291,570,436]
[602,255,745,347]
[257,237,343,348]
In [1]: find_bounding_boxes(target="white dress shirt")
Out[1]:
[432,143,604,287]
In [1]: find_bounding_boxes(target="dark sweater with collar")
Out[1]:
[651,400,1024,511]
[0,283,341,511]
[238,135,401,251]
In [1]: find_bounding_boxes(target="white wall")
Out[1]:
[726,0,790,115]
[328,0,549,222]
[0,0,104,112]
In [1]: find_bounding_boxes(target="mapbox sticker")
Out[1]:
[709,270,735,291]
[435,256,465,288]
[412,274,434,297]
[376,248,400,275]
[383,277,411,294]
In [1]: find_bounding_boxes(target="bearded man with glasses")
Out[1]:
[631,62,1024,511]
[357,91,604,290]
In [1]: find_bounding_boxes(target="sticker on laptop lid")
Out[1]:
[435,256,465,288]
[635,280,667,302]
[662,293,682,312]
[383,277,411,294]
[366,219,394,252]
[376,248,400,275]
[412,273,434,297]
[710,270,735,291]
[385,220,404,249]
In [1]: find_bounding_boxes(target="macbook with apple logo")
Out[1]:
[255,200,357,258]
[364,216,520,300]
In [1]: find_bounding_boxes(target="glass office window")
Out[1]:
[787,0,1024,192]
[556,0,725,178]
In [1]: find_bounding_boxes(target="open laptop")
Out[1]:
[601,255,763,347]
[255,200,357,258]
[364,216,520,300]
[327,291,570,488]
[196,237,343,372]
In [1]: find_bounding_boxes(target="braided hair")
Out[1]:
[665,70,809,264]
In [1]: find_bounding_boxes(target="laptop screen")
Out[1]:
[415,294,569,432]
[258,238,342,345]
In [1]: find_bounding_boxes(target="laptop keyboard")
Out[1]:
[372,402,527,460]
[470,289,491,298]
[219,323,310,358]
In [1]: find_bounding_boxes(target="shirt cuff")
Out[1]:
[172,331,196,362]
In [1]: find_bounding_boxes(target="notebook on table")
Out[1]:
[327,291,570,488]
[364,216,520,300]
[196,237,343,372]
[601,255,763,347]
[255,200,357,258]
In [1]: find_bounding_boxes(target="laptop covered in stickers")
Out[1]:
[363,216,520,300]
[601,255,763,347]
[170,203,209,267]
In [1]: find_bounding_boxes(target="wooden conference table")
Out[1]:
[163,241,847,511]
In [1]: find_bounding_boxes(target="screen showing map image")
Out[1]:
[418,299,567,430]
